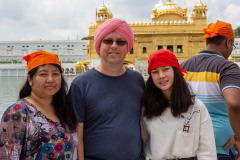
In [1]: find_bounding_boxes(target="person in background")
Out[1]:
[141,49,217,160]
[181,20,240,160]
[0,51,78,159]
[68,18,145,160]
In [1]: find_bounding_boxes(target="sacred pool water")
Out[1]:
[0,76,75,118]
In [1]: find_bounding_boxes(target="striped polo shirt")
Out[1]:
[181,50,240,155]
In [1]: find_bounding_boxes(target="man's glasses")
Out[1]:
[102,39,127,46]
[232,42,236,51]
[229,39,236,51]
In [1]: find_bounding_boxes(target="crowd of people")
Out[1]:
[0,18,239,160]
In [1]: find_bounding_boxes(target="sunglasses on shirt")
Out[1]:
[102,39,127,46]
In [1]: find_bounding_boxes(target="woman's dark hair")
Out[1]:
[206,35,227,46]
[19,64,77,132]
[143,67,195,119]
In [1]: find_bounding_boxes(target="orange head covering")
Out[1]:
[23,51,61,72]
[202,20,234,42]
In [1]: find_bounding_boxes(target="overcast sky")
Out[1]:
[0,0,239,41]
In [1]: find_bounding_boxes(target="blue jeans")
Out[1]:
[217,150,237,160]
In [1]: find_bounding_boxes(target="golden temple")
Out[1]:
[83,0,207,71]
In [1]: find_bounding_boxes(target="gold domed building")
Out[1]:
[86,0,207,76]
[152,0,188,21]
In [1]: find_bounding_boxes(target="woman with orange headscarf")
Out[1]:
[0,51,78,159]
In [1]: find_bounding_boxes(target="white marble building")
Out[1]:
[0,40,89,76]
[232,38,240,56]
[0,40,88,62]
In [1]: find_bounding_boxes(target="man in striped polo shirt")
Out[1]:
[181,20,240,160]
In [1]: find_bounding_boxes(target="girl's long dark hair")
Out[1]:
[19,64,77,132]
[143,67,195,119]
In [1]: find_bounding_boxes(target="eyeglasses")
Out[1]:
[102,39,127,46]
[232,43,236,51]
[229,39,236,50]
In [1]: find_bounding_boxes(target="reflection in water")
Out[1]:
[0,76,76,118]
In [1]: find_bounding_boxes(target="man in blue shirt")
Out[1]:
[69,18,145,160]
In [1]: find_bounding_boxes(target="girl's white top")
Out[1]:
[141,97,217,160]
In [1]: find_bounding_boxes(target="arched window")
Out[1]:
[158,45,163,50]
[177,45,183,53]
[167,45,173,52]
[143,47,147,54]
[130,48,133,54]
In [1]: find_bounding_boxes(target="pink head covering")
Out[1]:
[94,18,134,56]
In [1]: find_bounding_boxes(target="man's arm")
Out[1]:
[223,88,240,137]
[76,123,84,160]
[223,87,240,159]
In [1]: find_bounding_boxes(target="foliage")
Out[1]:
[81,37,89,40]
[234,26,240,38]
[60,61,77,63]
[0,60,22,64]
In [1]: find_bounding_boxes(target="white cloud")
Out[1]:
[0,0,239,41]
[223,4,240,29]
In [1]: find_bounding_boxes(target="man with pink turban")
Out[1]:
[181,20,240,159]
[69,18,145,160]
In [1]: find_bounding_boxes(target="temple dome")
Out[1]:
[99,3,107,12]
[154,0,163,10]
[152,0,187,21]
[155,0,183,15]
[96,2,113,23]
[195,0,205,7]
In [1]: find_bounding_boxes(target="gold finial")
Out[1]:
[228,56,234,62]
[198,0,203,5]
[168,0,171,2]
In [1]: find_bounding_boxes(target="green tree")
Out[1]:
[81,37,89,40]
[234,26,240,38]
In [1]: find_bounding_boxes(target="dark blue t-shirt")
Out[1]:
[69,67,145,160]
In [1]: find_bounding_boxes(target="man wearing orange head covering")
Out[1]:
[181,20,240,159]
[68,18,145,160]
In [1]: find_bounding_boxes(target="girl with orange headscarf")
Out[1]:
[141,49,217,160]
